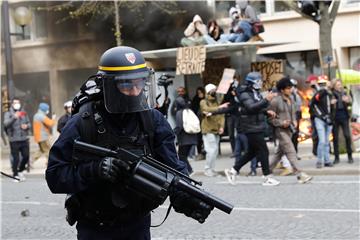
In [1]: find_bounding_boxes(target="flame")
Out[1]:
[296,88,333,142]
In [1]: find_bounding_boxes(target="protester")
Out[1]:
[268,77,312,183]
[331,79,353,164]
[181,15,216,47]
[224,80,239,156]
[171,86,190,116]
[307,75,320,156]
[310,75,336,168]
[220,1,259,43]
[290,79,302,159]
[174,97,198,175]
[3,98,31,181]
[219,7,243,43]
[57,101,72,133]
[33,102,55,165]
[207,19,224,41]
[200,83,228,177]
[224,72,280,186]
[191,87,206,160]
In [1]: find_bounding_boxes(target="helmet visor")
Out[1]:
[103,73,157,113]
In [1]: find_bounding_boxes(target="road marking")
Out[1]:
[3,201,358,214]
[232,207,360,213]
[216,180,360,185]
[158,205,359,213]
[1,201,59,206]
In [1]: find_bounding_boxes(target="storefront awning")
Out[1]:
[337,69,360,85]
[256,41,318,55]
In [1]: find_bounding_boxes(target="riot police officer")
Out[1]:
[46,46,212,239]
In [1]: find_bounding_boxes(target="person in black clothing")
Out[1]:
[57,101,72,133]
[46,46,212,240]
[224,72,279,186]
[171,86,190,116]
[191,87,206,160]
[174,97,198,174]
[310,75,336,168]
[223,80,239,155]
[331,79,353,164]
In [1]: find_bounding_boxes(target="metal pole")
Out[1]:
[2,0,15,100]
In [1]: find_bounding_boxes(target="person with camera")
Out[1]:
[46,46,213,239]
[155,74,173,118]
[310,75,336,168]
[268,77,312,183]
[3,98,31,181]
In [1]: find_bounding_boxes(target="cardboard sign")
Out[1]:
[176,46,206,75]
[251,60,284,90]
[216,68,236,94]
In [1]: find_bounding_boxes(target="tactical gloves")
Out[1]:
[170,189,214,223]
[97,157,124,183]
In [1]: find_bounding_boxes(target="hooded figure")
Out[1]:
[181,14,216,46]
[184,14,208,39]
[32,102,55,164]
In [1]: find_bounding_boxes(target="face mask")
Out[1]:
[252,79,263,90]
[13,103,21,110]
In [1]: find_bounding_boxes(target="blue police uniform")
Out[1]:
[46,108,187,239]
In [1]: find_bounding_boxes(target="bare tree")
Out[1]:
[283,1,341,79]
[42,1,182,46]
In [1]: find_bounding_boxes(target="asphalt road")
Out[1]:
[1,175,359,240]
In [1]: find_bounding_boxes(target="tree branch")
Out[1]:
[281,1,317,23]
[329,0,341,25]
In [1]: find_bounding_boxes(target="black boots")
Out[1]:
[348,155,354,164]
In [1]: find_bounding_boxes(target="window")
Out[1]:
[215,1,233,19]
[250,0,266,14]
[34,9,48,39]
[274,1,292,12]
[11,6,48,42]
[214,0,266,18]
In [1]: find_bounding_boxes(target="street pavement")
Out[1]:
[1,139,358,177]
[1,175,359,239]
[1,139,359,239]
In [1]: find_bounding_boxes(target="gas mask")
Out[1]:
[252,79,263,90]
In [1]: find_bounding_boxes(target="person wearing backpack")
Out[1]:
[45,46,213,239]
[200,83,229,177]
[174,97,199,175]
[3,98,31,181]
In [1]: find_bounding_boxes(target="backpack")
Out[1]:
[182,108,201,134]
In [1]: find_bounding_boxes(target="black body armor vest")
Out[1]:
[76,101,158,222]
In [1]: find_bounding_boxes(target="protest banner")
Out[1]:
[251,60,284,90]
[216,68,236,94]
[176,46,206,75]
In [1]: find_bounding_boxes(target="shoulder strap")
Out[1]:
[78,101,106,144]
[139,110,155,155]
[78,102,97,143]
